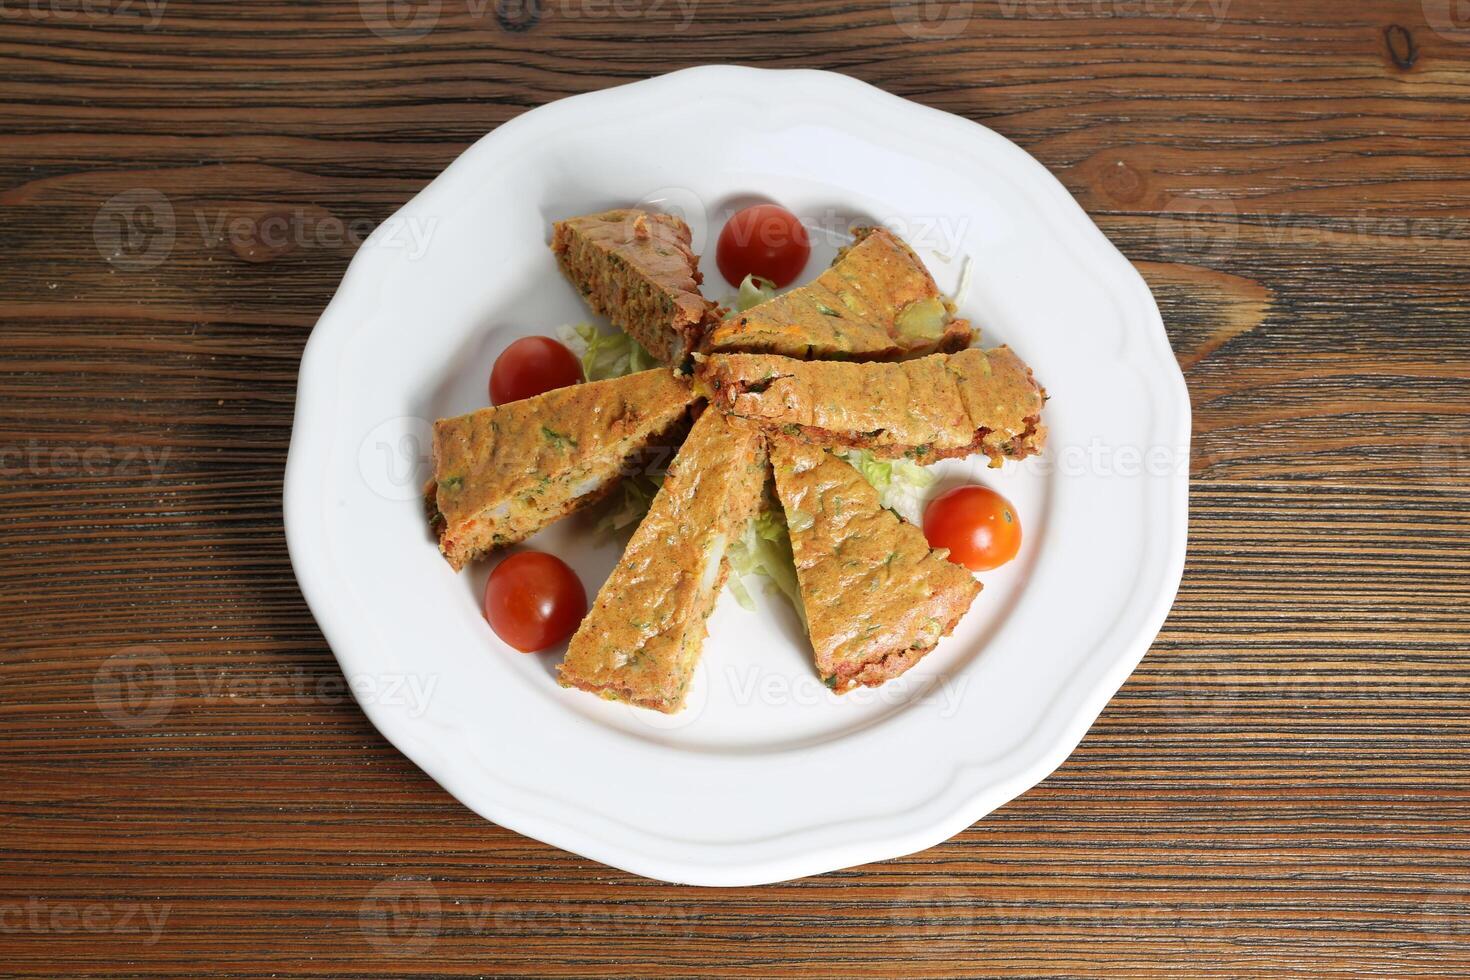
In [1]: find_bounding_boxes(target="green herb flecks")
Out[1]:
[541,425,578,450]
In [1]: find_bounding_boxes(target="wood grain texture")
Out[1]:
[1,0,1468,976]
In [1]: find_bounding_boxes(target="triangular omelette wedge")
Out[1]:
[552,208,718,366]
[699,345,1046,464]
[768,435,981,693]
[704,226,973,360]
[428,369,695,570]
[558,409,768,713]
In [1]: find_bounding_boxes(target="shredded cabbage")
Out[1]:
[949,253,974,314]
[591,473,663,539]
[735,274,777,312]
[842,449,936,524]
[726,504,806,626]
[558,322,657,381]
[726,451,934,620]
[722,274,777,319]
[725,567,757,611]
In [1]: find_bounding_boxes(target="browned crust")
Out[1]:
[827,598,972,694]
[428,475,621,572]
[550,209,717,366]
[709,316,974,362]
[429,418,693,569]
[424,479,446,540]
[556,412,767,714]
[928,318,976,357]
[556,563,732,713]
[765,412,1047,465]
[705,225,974,362]
[427,368,696,572]
[767,435,983,694]
[554,671,673,711]
[698,347,1047,463]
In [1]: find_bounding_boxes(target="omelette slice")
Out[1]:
[699,346,1046,463]
[559,409,768,713]
[704,226,973,360]
[428,369,695,571]
[552,208,718,366]
[768,435,981,693]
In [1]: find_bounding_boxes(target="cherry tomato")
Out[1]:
[489,336,583,406]
[483,552,588,652]
[922,485,1022,572]
[716,204,811,289]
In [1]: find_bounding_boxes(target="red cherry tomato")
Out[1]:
[716,204,811,289]
[489,336,583,406]
[483,552,588,652]
[922,485,1022,572]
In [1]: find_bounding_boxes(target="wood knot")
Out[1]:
[1384,24,1418,70]
[210,205,340,264]
[1094,155,1149,206]
[228,208,299,264]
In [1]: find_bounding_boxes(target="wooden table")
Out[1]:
[3,1,1467,975]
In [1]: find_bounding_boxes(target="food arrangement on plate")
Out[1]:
[285,67,1189,883]
[425,203,1048,714]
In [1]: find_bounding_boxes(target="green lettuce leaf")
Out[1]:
[591,473,664,539]
[841,448,936,524]
[558,322,657,382]
[726,502,806,626]
[735,274,777,312]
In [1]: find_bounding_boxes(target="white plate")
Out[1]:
[284,66,1189,886]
